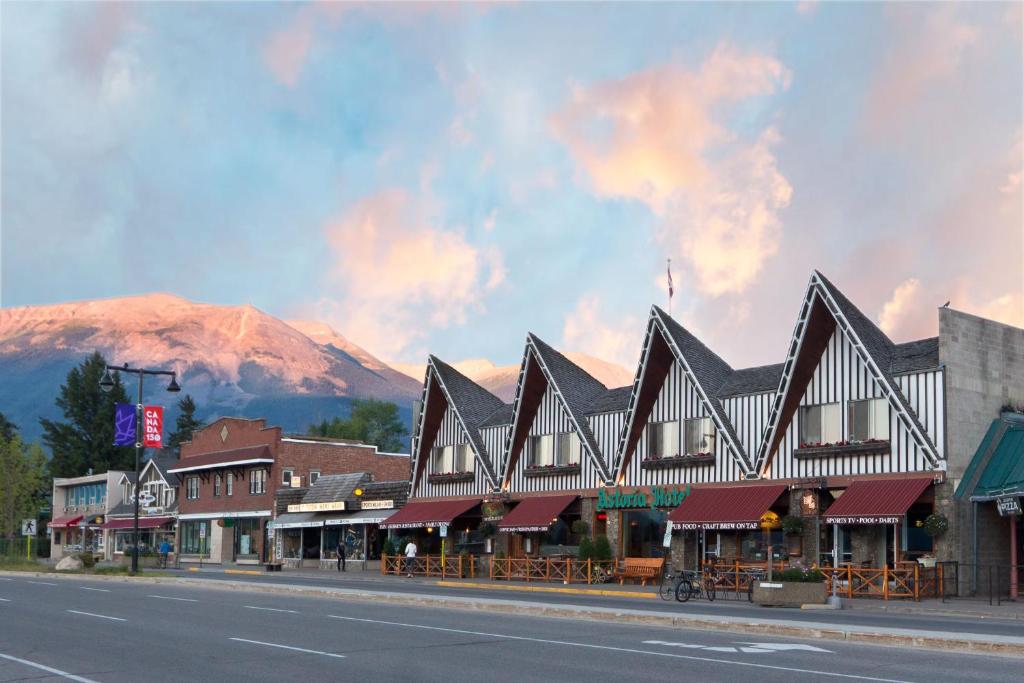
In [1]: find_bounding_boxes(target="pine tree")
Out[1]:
[0,412,18,442]
[0,434,48,539]
[167,395,204,457]
[306,399,408,452]
[40,352,132,478]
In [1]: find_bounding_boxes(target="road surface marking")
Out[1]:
[229,638,345,659]
[148,595,198,602]
[80,587,110,593]
[243,605,298,613]
[0,597,9,602]
[27,581,57,586]
[326,615,911,683]
[0,653,101,683]
[740,643,833,653]
[67,609,126,622]
[0,577,12,581]
[644,640,832,655]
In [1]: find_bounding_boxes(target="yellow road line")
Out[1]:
[434,581,656,599]
[225,569,263,576]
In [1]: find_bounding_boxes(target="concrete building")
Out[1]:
[47,470,128,561]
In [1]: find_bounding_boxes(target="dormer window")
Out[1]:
[527,434,555,467]
[455,444,474,472]
[799,403,841,446]
[647,421,679,458]
[684,417,716,456]
[555,433,581,466]
[848,398,890,442]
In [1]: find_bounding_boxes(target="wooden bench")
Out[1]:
[612,557,665,586]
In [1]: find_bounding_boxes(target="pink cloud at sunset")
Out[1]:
[318,189,506,360]
[562,294,642,370]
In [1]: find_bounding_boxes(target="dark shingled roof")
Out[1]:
[718,363,785,397]
[300,472,369,504]
[528,334,612,479]
[429,356,505,482]
[147,451,181,485]
[891,337,939,374]
[587,386,633,415]
[480,403,514,428]
[815,271,896,368]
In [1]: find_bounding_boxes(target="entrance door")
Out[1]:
[509,535,524,558]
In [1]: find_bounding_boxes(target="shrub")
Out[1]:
[781,515,804,536]
[593,535,612,562]
[776,567,825,583]
[382,538,395,556]
[570,520,590,537]
[923,514,949,538]
[75,552,96,569]
[577,537,593,562]
[478,522,497,538]
[495,551,506,560]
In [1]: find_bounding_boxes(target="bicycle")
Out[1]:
[658,569,685,601]
[674,568,720,602]
[742,567,767,602]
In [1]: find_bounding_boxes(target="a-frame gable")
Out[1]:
[501,335,613,487]
[409,358,503,495]
[615,307,754,481]
[755,271,942,475]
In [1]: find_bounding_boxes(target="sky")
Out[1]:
[2,1,1022,372]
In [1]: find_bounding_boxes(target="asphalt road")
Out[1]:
[0,575,1020,683]
[170,568,1024,639]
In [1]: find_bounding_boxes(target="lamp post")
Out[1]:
[100,363,180,575]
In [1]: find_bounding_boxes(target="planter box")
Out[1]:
[641,454,714,470]
[794,441,890,460]
[751,581,826,607]
[524,464,581,478]
[427,472,475,484]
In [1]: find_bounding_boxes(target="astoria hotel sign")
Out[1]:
[597,485,691,511]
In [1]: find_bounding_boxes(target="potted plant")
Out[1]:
[478,522,497,553]
[923,514,949,538]
[751,566,827,607]
[781,515,804,536]
[570,520,590,537]
[917,553,937,568]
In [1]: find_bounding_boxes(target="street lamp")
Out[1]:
[101,362,180,575]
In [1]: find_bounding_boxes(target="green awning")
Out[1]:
[956,416,1024,501]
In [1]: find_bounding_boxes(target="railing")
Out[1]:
[939,562,1019,605]
[380,554,476,579]
[489,557,617,585]
[703,561,785,594]
[823,564,943,601]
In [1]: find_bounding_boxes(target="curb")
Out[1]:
[434,580,656,599]
[2,570,1022,657]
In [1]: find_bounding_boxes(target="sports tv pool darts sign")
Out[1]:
[114,404,164,447]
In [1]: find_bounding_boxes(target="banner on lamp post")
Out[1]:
[143,406,164,447]
[114,403,136,446]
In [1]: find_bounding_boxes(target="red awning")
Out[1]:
[379,499,480,529]
[668,484,787,530]
[48,515,83,529]
[101,517,174,530]
[823,478,932,524]
[499,495,577,533]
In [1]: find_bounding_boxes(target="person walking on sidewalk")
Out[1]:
[404,539,417,577]
[336,539,346,572]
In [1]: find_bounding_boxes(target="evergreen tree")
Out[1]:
[307,399,408,452]
[0,412,17,442]
[0,434,48,539]
[40,352,132,478]
[167,395,204,457]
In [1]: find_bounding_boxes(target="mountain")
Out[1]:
[0,294,421,445]
[392,353,635,402]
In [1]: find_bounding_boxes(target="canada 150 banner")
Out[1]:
[114,403,164,447]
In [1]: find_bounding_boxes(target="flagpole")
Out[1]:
[667,258,672,318]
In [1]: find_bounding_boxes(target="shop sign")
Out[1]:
[597,485,690,511]
[361,500,394,510]
[996,496,1022,517]
[759,511,781,530]
[826,515,900,525]
[481,501,505,522]
[288,501,346,513]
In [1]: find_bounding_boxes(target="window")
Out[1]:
[799,403,842,445]
[122,481,132,502]
[233,518,260,558]
[179,521,206,554]
[282,469,294,487]
[555,432,581,466]
[249,469,267,495]
[431,445,454,473]
[163,485,175,507]
[226,473,233,496]
[54,531,62,545]
[527,434,555,467]
[848,398,890,442]
[455,444,474,472]
[647,421,679,458]
[684,417,716,456]
[186,476,200,500]
[214,473,222,497]
[309,470,321,485]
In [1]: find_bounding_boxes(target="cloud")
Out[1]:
[562,294,642,369]
[318,190,505,360]
[877,278,933,340]
[550,44,792,296]
[864,5,979,134]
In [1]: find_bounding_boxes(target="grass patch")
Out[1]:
[0,558,52,573]
[93,565,131,575]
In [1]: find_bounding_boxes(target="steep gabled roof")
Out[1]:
[718,363,785,397]
[614,307,755,480]
[755,271,942,474]
[480,403,514,428]
[424,356,505,486]
[587,386,633,415]
[500,334,614,485]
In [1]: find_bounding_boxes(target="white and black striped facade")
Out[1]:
[406,270,953,503]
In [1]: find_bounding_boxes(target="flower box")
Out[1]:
[794,441,890,460]
[641,454,714,470]
[751,581,827,607]
[523,464,581,478]
[428,472,475,484]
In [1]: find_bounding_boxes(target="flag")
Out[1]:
[667,260,674,299]
[143,405,164,448]
[114,403,136,446]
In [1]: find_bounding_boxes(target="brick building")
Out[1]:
[168,417,409,565]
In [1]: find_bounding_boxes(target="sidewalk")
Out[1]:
[176,564,1024,619]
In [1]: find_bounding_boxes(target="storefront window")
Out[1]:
[622,510,667,558]
[234,518,260,558]
[179,521,207,554]
[740,529,787,561]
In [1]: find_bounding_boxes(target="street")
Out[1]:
[1,575,1020,683]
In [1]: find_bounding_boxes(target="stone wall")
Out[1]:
[939,308,1024,566]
